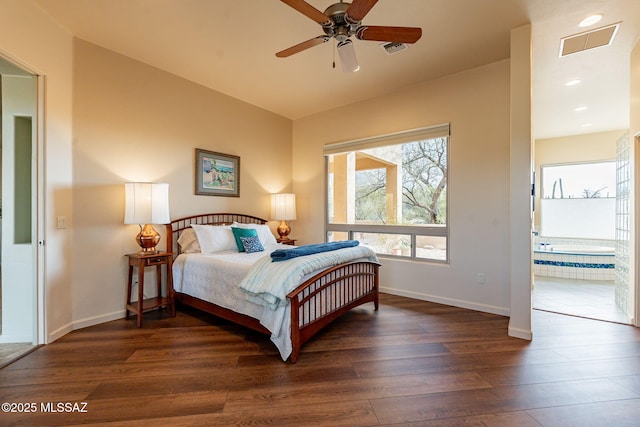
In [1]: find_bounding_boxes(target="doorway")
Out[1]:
[0,56,39,366]
[532,131,633,324]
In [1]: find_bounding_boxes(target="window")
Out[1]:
[325,125,449,262]
[542,161,616,199]
[540,161,615,239]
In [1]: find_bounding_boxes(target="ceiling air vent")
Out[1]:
[381,41,408,55]
[559,22,620,57]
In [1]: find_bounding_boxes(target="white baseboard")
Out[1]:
[48,310,126,343]
[72,310,126,330]
[380,286,510,316]
[508,325,533,340]
[47,322,73,343]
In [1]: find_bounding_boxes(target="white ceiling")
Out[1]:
[31,0,640,139]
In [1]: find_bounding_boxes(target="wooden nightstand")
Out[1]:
[277,238,297,246]
[125,252,175,327]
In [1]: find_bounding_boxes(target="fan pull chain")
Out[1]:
[332,39,336,69]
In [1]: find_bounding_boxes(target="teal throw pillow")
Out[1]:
[231,227,258,252]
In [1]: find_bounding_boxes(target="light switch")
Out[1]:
[57,216,67,229]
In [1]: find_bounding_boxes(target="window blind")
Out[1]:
[323,123,450,155]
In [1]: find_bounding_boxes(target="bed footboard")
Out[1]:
[287,261,379,363]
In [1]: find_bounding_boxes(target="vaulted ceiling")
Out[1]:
[33,0,640,139]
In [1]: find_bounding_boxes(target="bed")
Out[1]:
[166,213,380,362]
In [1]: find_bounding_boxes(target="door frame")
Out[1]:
[35,73,45,344]
[0,49,45,344]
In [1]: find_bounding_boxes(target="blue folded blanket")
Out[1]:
[271,240,359,262]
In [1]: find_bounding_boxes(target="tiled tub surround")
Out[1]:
[533,238,615,281]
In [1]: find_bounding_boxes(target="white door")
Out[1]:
[0,73,37,343]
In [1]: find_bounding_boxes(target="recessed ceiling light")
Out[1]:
[579,14,603,27]
[565,79,582,86]
[582,123,593,127]
[575,106,588,112]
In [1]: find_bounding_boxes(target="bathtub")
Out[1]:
[534,244,615,281]
[546,244,615,255]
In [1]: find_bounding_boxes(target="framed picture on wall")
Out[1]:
[195,149,240,197]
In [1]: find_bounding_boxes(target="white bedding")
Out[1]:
[172,243,295,360]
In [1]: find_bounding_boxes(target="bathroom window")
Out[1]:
[324,124,449,262]
[542,161,616,199]
[540,161,616,239]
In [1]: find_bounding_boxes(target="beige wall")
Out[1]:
[533,130,623,229]
[536,131,621,164]
[633,42,640,136]
[293,59,514,315]
[71,39,292,328]
[0,0,74,342]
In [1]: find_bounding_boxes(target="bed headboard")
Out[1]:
[165,213,267,256]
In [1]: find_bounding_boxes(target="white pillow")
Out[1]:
[177,228,201,253]
[190,224,237,253]
[232,222,277,246]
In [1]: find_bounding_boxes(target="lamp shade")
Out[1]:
[124,182,170,225]
[271,193,296,221]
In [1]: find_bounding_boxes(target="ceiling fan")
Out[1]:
[276,0,422,72]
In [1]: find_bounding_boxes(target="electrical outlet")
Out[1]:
[477,273,486,285]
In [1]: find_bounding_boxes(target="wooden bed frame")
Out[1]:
[166,213,379,362]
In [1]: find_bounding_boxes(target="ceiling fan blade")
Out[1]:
[356,26,422,44]
[276,36,329,58]
[280,0,331,25]
[346,0,379,22]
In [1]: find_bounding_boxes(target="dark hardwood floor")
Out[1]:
[1,293,639,426]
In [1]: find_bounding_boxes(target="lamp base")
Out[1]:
[277,220,291,240]
[136,224,161,254]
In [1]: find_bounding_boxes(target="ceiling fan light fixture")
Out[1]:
[337,39,360,72]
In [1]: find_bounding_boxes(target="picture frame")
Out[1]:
[195,149,240,197]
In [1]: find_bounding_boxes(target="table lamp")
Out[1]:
[271,193,296,241]
[124,182,170,254]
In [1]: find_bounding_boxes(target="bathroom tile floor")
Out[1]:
[533,276,630,324]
